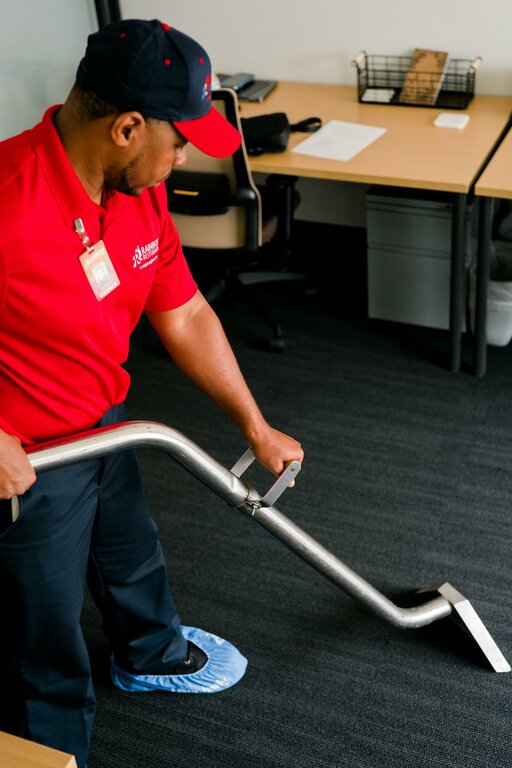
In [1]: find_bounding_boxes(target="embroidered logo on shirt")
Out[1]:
[133,238,159,269]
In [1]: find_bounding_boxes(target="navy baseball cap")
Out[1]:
[75,18,241,158]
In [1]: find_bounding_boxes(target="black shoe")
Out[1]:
[165,642,208,675]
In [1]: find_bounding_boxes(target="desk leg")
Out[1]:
[449,194,466,373]
[473,197,493,377]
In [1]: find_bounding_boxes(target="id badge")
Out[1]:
[79,240,120,301]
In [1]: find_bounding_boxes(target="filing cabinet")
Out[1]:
[366,186,473,330]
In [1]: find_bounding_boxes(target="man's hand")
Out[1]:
[249,426,304,487]
[0,431,36,498]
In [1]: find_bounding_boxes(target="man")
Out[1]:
[0,19,303,768]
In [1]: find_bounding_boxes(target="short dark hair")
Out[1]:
[70,83,121,122]
[69,84,171,133]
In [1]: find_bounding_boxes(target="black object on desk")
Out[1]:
[237,79,278,102]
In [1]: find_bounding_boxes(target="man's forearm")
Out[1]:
[148,295,268,442]
[146,292,303,478]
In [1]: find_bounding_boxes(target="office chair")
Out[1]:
[166,88,310,350]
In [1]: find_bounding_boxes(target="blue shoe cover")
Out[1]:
[111,625,248,694]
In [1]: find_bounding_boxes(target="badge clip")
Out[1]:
[74,218,93,252]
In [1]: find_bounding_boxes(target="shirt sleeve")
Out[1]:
[144,185,198,312]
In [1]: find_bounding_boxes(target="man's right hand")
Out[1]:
[0,430,36,498]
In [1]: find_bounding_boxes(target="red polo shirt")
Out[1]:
[0,106,198,444]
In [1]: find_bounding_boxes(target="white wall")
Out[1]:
[2,2,511,226]
[0,0,97,140]
[120,0,512,96]
[120,0,512,226]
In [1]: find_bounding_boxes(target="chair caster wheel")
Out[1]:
[269,337,285,351]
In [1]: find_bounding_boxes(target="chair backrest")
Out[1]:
[166,88,262,253]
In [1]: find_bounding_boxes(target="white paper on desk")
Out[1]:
[291,119,387,162]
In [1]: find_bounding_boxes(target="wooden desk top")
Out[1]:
[475,128,512,199]
[0,731,77,768]
[241,83,512,193]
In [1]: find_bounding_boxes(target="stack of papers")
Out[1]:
[361,88,395,103]
[291,119,387,162]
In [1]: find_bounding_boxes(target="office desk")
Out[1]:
[474,129,512,376]
[0,730,77,767]
[241,83,512,371]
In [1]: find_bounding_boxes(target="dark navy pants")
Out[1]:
[0,404,187,768]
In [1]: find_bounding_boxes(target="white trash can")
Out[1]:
[469,241,512,346]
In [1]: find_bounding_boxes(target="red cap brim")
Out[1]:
[174,105,242,158]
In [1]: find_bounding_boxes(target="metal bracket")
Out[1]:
[231,447,301,507]
[417,582,511,673]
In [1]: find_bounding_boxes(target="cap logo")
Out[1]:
[202,73,212,101]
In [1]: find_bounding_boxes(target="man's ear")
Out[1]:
[110,111,146,148]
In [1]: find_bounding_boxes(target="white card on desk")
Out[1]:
[434,112,470,129]
[291,119,387,162]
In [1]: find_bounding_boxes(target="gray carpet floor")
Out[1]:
[85,234,512,767]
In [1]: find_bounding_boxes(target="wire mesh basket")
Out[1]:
[352,51,482,109]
